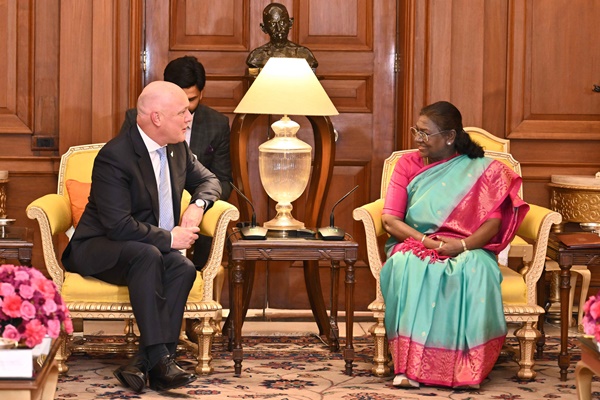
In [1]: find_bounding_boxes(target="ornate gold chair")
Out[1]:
[26,143,239,375]
[352,128,562,380]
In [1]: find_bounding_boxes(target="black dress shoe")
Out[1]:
[113,357,148,393]
[148,354,196,391]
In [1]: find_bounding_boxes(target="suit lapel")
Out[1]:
[131,128,161,224]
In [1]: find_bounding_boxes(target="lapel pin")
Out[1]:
[170,151,174,157]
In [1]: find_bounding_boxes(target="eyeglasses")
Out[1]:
[410,127,452,142]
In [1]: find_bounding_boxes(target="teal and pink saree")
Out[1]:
[381,152,528,387]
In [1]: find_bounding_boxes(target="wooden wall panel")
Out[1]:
[170,0,249,50]
[507,0,600,139]
[0,0,33,134]
[296,0,373,51]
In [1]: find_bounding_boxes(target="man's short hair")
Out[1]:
[163,56,206,92]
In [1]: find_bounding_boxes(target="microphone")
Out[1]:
[230,182,267,240]
[318,185,359,241]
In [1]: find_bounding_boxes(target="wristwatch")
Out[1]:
[194,199,206,210]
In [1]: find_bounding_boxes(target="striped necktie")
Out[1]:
[157,147,174,231]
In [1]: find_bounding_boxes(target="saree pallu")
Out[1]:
[381,155,528,387]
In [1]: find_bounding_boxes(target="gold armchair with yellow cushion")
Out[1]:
[353,129,561,380]
[26,143,239,375]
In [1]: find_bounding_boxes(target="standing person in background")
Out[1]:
[380,101,529,389]
[119,55,232,269]
[63,81,222,393]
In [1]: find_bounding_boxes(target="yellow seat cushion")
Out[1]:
[500,266,527,305]
[62,270,204,303]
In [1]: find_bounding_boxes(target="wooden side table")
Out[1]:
[545,232,600,381]
[576,337,600,400]
[226,229,358,376]
[0,337,61,400]
[0,226,33,266]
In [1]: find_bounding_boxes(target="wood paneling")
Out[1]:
[0,0,33,135]
[170,0,249,51]
[506,0,600,139]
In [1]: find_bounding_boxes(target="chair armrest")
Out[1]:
[26,194,73,289]
[199,200,239,302]
[515,204,562,304]
[353,199,386,302]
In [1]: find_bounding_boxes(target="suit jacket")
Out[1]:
[119,105,232,200]
[62,125,221,276]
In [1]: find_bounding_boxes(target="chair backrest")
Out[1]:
[58,143,105,196]
[380,129,522,199]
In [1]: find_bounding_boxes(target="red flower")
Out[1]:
[2,294,22,318]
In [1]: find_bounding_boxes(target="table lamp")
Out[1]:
[234,57,338,234]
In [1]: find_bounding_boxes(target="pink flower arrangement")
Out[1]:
[583,292,600,341]
[0,264,73,348]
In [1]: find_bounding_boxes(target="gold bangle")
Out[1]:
[421,234,426,243]
[461,239,468,252]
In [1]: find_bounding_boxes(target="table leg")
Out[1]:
[231,259,244,376]
[223,260,255,338]
[559,261,572,381]
[329,260,340,352]
[575,360,593,400]
[536,269,547,358]
[344,259,355,375]
[304,260,332,342]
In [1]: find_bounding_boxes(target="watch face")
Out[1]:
[196,199,205,209]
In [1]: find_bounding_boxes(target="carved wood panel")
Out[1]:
[506,0,600,139]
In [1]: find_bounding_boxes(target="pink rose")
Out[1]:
[18,284,35,300]
[46,319,61,338]
[20,300,37,320]
[14,269,30,281]
[583,318,597,336]
[43,299,57,314]
[24,319,46,348]
[1,294,23,318]
[590,300,600,320]
[1,324,20,341]
[63,316,74,334]
[0,282,15,297]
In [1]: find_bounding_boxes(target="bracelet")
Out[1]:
[438,241,444,248]
[421,234,426,243]
[461,239,468,252]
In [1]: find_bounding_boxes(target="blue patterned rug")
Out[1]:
[54,334,597,399]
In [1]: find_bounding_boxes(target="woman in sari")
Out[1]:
[380,101,529,389]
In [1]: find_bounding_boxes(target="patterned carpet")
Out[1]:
[54,333,597,399]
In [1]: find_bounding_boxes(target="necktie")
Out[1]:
[157,147,174,231]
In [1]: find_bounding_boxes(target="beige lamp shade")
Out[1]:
[234,57,338,117]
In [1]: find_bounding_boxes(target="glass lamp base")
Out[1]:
[263,202,305,236]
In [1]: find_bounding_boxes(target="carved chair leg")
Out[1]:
[369,311,390,376]
[57,331,70,375]
[195,316,216,375]
[513,321,540,380]
[124,318,138,354]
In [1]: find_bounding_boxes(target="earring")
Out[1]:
[447,141,452,145]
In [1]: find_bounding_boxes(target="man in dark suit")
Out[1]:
[62,81,221,393]
[119,56,232,269]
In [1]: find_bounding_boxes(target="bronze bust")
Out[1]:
[246,3,318,70]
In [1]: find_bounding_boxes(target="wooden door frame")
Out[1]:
[396,0,416,151]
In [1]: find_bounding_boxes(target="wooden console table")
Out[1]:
[545,232,600,381]
[226,229,358,376]
[0,337,61,400]
[0,226,33,266]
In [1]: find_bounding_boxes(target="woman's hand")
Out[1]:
[435,235,464,257]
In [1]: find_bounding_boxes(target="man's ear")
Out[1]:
[151,111,161,126]
[289,17,294,28]
[260,22,267,34]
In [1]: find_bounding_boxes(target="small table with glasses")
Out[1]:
[225,228,358,376]
[0,225,34,266]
